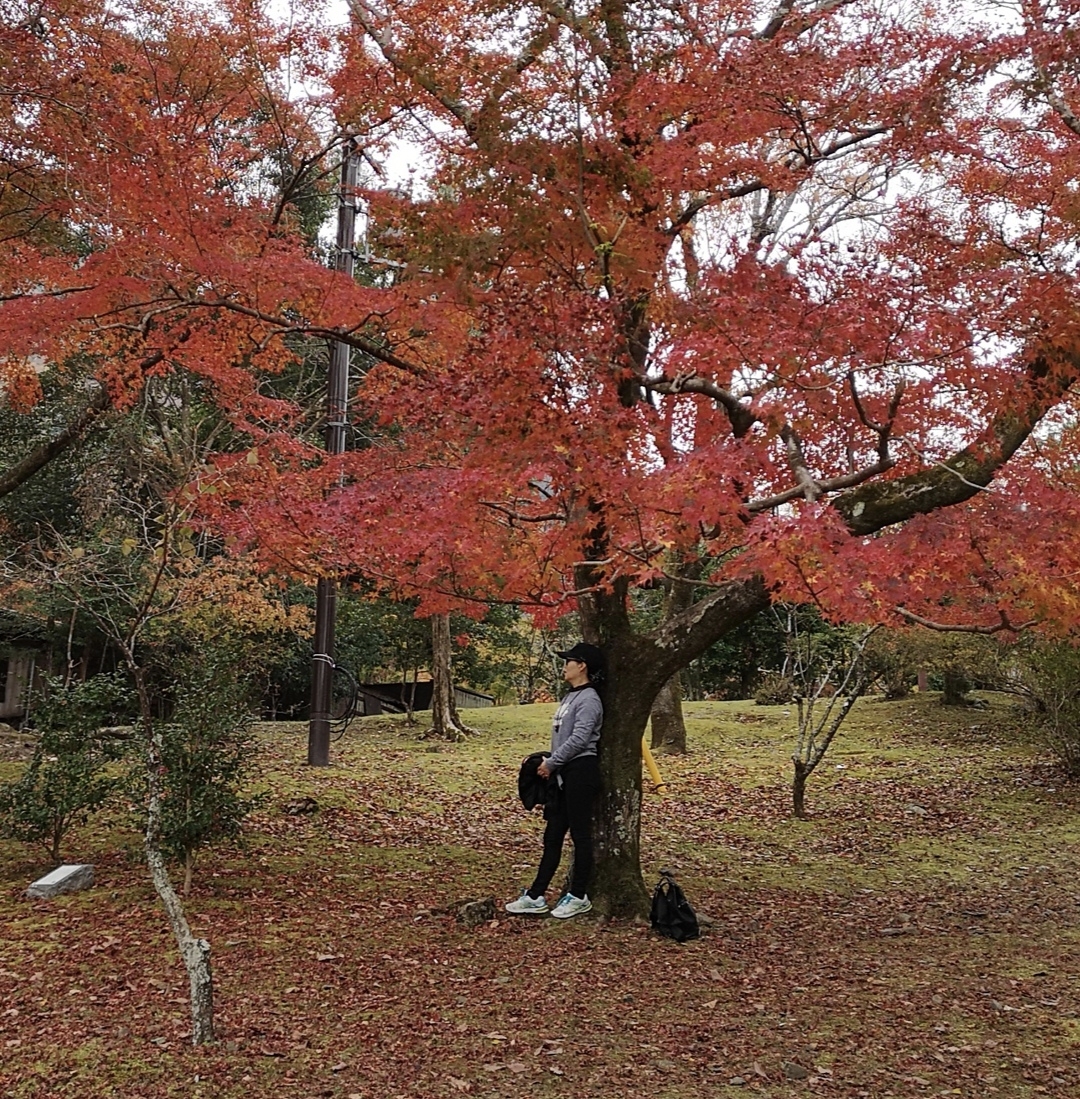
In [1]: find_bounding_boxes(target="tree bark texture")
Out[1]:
[589,677,653,917]
[575,572,772,916]
[792,760,809,820]
[650,673,686,754]
[135,666,215,1044]
[429,613,474,740]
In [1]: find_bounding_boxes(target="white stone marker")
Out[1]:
[26,864,95,899]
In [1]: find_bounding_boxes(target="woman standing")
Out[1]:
[506,642,604,919]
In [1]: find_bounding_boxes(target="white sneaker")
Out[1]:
[505,891,549,915]
[550,893,592,919]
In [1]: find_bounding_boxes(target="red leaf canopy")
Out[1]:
[5,0,1080,633]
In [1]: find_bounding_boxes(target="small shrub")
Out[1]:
[0,674,131,862]
[139,650,264,893]
[755,672,796,705]
[1013,640,1080,776]
[941,667,973,706]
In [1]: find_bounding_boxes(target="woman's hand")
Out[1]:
[537,760,552,779]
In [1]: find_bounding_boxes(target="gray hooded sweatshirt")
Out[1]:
[547,684,603,774]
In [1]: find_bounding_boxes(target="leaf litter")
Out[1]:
[1,696,1078,1098]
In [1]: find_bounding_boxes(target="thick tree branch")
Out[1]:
[757,0,796,40]
[636,351,1072,677]
[755,0,855,40]
[0,385,112,499]
[833,350,1079,535]
[538,0,606,54]
[643,372,758,436]
[599,0,635,75]
[1045,86,1080,137]
[644,575,771,683]
[1029,54,1080,138]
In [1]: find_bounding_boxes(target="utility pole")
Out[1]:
[308,139,359,766]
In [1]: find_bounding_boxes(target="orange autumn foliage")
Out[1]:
[8,0,1080,905]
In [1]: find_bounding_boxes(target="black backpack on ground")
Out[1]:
[650,871,700,942]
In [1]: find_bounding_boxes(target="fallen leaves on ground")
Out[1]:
[1,696,1078,1099]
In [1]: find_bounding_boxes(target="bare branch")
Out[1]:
[202,297,428,377]
[667,125,891,234]
[0,284,95,304]
[346,0,474,131]
[643,373,758,437]
[895,607,1038,635]
[483,17,559,112]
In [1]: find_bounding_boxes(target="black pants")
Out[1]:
[528,755,600,900]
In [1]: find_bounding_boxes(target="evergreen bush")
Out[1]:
[0,674,130,862]
[141,649,264,894]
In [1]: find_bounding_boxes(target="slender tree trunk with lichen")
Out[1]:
[129,660,214,1044]
[650,673,687,754]
[428,614,476,740]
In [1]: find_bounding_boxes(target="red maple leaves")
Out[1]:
[5,0,1080,635]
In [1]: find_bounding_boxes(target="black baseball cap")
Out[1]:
[555,642,606,677]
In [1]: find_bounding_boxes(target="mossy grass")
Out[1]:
[2,693,1078,1098]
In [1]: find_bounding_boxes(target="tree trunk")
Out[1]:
[572,569,772,918]
[428,614,475,740]
[649,672,687,754]
[132,662,214,1044]
[792,759,809,819]
[590,673,654,918]
[648,562,697,755]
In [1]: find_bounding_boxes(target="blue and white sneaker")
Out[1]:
[505,890,549,915]
[550,893,592,919]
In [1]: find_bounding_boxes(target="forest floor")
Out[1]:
[2,693,1079,1099]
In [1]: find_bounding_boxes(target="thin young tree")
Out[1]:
[13,502,218,1043]
[790,626,878,819]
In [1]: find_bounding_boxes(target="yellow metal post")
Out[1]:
[641,737,668,794]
